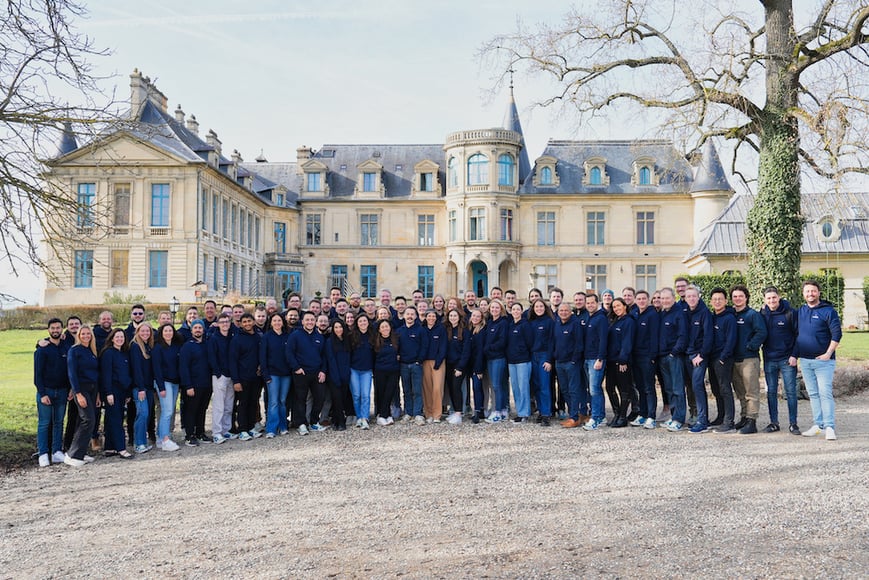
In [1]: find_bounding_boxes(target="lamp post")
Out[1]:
[169,296,180,324]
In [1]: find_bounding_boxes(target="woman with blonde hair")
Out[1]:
[129,323,155,453]
[65,325,99,466]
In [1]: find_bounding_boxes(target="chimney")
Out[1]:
[174,104,185,124]
[206,129,222,156]
[185,114,199,135]
[130,68,147,118]
[296,145,312,162]
[231,149,243,165]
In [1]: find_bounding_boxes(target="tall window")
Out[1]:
[239,211,246,247]
[222,199,229,238]
[232,262,238,291]
[211,193,218,235]
[537,211,556,246]
[362,172,377,192]
[254,217,261,251]
[498,154,515,186]
[420,172,434,192]
[586,264,607,292]
[469,207,486,241]
[418,214,435,246]
[360,214,378,246]
[635,265,657,292]
[148,250,168,288]
[114,183,131,227]
[223,260,228,290]
[212,257,218,290]
[533,265,557,293]
[639,166,652,185]
[500,209,513,241]
[73,250,93,288]
[448,210,457,242]
[418,266,434,298]
[231,205,237,242]
[247,211,253,248]
[587,211,605,245]
[76,183,95,228]
[360,265,377,297]
[200,189,207,231]
[636,211,655,245]
[150,183,170,227]
[448,157,458,187]
[110,250,128,287]
[307,172,321,192]
[274,222,286,253]
[306,214,322,245]
[540,166,553,185]
[276,193,285,206]
[467,154,488,186]
[589,166,602,186]
[330,265,348,291]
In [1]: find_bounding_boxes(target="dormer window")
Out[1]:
[532,156,560,187]
[631,157,659,186]
[363,172,376,192]
[541,166,553,185]
[307,173,321,192]
[639,167,651,185]
[816,215,841,242]
[583,157,610,187]
[590,167,602,185]
[356,159,383,195]
[413,159,440,194]
[301,159,328,194]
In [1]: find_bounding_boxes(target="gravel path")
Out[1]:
[2,393,868,579]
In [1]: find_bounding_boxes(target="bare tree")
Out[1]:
[0,0,116,292]
[485,0,869,301]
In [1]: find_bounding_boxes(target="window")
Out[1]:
[222,199,229,238]
[589,166,602,186]
[639,166,652,185]
[540,166,553,185]
[448,210,457,242]
[635,265,657,292]
[306,214,322,245]
[212,257,218,290]
[469,207,486,241]
[360,265,377,297]
[636,211,655,245]
[114,183,131,227]
[586,264,607,292]
[498,154,514,186]
[533,265,557,293]
[418,214,435,246]
[274,222,286,253]
[330,265,348,291]
[363,172,377,192]
[111,250,128,287]
[211,193,218,235]
[276,193,285,206]
[76,183,95,229]
[587,211,605,245]
[150,183,170,227]
[821,221,833,238]
[307,172,321,192]
[360,214,378,246]
[239,211,246,247]
[232,262,238,291]
[202,254,208,288]
[418,266,434,298]
[231,205,237,242]
[448,157,458,188]
[537,211,556,246]
[420,172,434,192]
[247,211,253,248]
[200,189,207,231]
[467,154,488,186]
[240,265,246,294]
[223,260,228,290]
[148,250,168,288]
[254,217,260,251]
[74,250,93,288]
[500,209,513,241]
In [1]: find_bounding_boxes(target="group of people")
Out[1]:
[33,277,843,468]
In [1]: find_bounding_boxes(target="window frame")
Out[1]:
[148,250,169,288]
[537,210,556,246]
[73,250,93,288]
[150,183,170,228]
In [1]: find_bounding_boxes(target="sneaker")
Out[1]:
[401,414,413,423]
[512,416,528,423]
[582,418,602,431]
[356,418,364,428]
[788,423,801,436]
[433,417,442,424]
[297,425,309,436]
[666,421,683,432]
[252,422,265,434]
[238,431,253,441]
[52,451,66,464]
[689,423,709,434]
[185,438,199,447]
[227,432,239,440]
[763,423,781,433]
[825,427,837,441]
[38,454,50,467]
[135,444,153,453]
[802,424,823,437]
[63,455,85,467]
[540,416,551,427]
[376,416,389,426]
[643,418,656,430]
[155,439,162,449]
[630,416,646,427]
[446,412,462,425]
[557,411,568,420]
[385,416,394,425]
[250,430,263,438]
[484,412,502,424]
[426,417,434,424]
[265,432,276,439]
[82,455,96,463]
[212,434,226,445]
[472,413,481,424]
[414,415,426,426]
[160,439,178,452]
[280,429,289,436]
[738,419,758,434]
[360,418,370,430]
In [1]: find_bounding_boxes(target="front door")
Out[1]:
[470,260,488,299]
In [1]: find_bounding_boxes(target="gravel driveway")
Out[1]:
[2,393,868,578]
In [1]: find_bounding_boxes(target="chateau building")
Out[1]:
[42,70,868,326]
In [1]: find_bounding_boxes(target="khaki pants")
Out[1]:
[422,360,445,420]
[732,358,760,420]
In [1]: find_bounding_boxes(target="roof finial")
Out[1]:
[508,66,515,96]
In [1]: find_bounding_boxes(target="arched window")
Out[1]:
[590,166,602,185]
[540,166,553,185]
[639,166,651,185]
[467,153,488,186]
[498,154,514,186]
[448,157,457,188]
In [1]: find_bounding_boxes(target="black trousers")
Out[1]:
[68,388,97,460]
[445,364,465,413]
[183,387,212,439]
[605,361,634,419]
[328,380,348,426]
[374,369,400,419]
[708,358,735,426]
[292,373,324,427]
[234,379,260,433]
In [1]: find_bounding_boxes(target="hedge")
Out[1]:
[0,303,179,331]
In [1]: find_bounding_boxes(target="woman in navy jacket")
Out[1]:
[373,319,400,428]
[65,325,99,466]
[443,308,470,424]
[129,323,156,453]
[350,314,375,427]
[466,309,487,423]
[528,299,554,426]
[421,310,447,423]
[260,313,291,437]
[506,303,534,422]
[606,298,636,428]
[325,319,351,431]
[483,300,509,423]
[152,323,183,451]
[99,328,133,458]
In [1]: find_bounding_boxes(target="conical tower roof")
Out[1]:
[502,85,531,184]
[691,139,731,192]
[56,121,78,157]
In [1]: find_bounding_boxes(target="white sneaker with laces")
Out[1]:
[446,412,462,425]
[360,418,370,430]
[298,424,309,436]
[82,455,96,463]
[385,416,394,425]
[52,451,66,464]
[161,439,180,451]
[376,416,389,426]
[825,427,837,441]
[802,425,823,437]
[38,454,50,467]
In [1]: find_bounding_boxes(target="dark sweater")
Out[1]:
[711,308,737,361]
[795,300,842,359]
[99,347,132,398]
[552,315,584,364]
[658,307,687,357]
[230,330,261,383]
[326,336,351,385]
[286,329,325,375]
[483,316,508,360]
[733,307,767,361]
[396,321,427,364]
[761,299,797,361]
[374,339,400,372]
[685,300,714,359]
[34,340,69,395]
[584,309,608,362]
[67,344,99,394]
[207,331,232,378]
[465,329,486,375]
[506,318,533,364]
[129,342,155,392]
[152,342,182,385]
[632,307,659,359]
[350,330,375,371]
[607,315,635,364]
[260,331,291,381]
[529,316,554,362]
[422,324,447,369]
[180,339,211,390]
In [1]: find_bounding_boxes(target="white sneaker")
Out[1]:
[38,454,50,467]
[355,418,364,428]
[82,455,95,463]
[484,412,501,424]
[825,427,837,441]
[414,415,426,426]
[252,422,265,433]
[376,416,389,426]
[426,417,434,424]
[155,439,163,449]
[309,423,329,432]
[643,417,656,429]
[52,451,66,464]
[446,412,462,425]
[401,414,413,422]
[433,417,442,423]
[298,424,309,436]
[265,432,275,439]
[213,434,226,445]
[161,439,180,451]
[385,416,394,425]
[802,425,823,437]
[360,418,370,430]
[63,455,85,467]
[630,416,645,427]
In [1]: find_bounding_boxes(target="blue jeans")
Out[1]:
[585,360,606,422]
[132,388,151,447]
[157,381,179,440]
[556,361,581,420]
[530,352,552,417]
[689,358,709,426]
[800,358,836,429]
[509,361,532,417]
[400,362,423,417]
[764,358,798,425]
[632,356,656,419]
[36,388,68,455]
[486,358,508,414]
[266,375,291,434]
[659,354,686,423]
[350,369,373,419]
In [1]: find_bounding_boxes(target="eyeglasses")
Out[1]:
[132,312,144,316]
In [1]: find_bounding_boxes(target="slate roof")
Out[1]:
[241,162,300,207]
[689,192,869,257]
[519,139,695,195]
[691,140,731,192]
[56,122,78,157]
[503,89,532,185]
